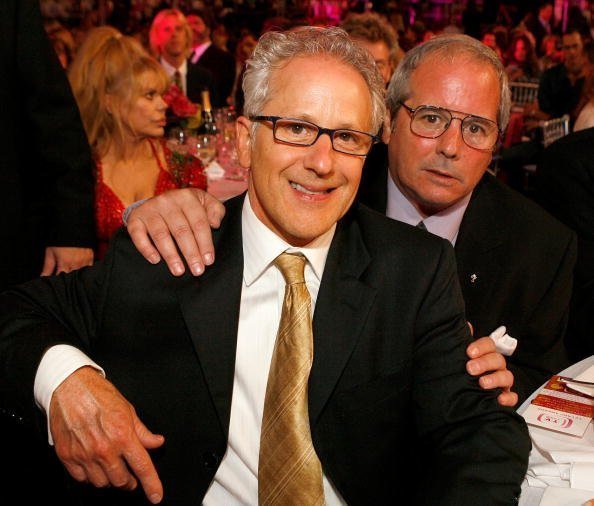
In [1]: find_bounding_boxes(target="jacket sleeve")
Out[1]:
[413,241,530,505]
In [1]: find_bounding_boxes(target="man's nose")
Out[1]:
[304,133,334,174]
[436,118,464,159]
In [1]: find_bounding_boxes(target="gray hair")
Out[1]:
[387,34,511,131]
[242,26,386,134]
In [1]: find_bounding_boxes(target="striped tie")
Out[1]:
[258,253,324,506]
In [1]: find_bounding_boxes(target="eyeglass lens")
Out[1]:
[274,118,373,155]
[410,106,498,149]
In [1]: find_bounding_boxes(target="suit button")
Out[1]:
[202,452,220,469]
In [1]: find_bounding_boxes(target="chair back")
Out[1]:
[541,114,570,147]
[509,81,539,111]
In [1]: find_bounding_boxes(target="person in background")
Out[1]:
[505,33,541,82]
[0,26,530,505]
[537,30,588,122]
[524,0,554,57]
[230,30,258,115]
[340,11,404,87]
[188,11,236,107]
[481,28,504,61]
[573,41,594,132]
[149,8,217,106]
[68,26,207,259]
[538,33,562,73]
[1,0,95,504]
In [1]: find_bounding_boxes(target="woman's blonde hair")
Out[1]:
[68,26,169,157]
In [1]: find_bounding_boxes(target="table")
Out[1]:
[518,356,594,506]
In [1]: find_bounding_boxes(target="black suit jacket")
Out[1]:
[0,195,529,505]
[0,0,94,292]
[359,144,576,402]
[185,60,219,108]
[536,127,594,361]
[192,44,236,107]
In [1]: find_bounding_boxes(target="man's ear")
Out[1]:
[236,116,252,168]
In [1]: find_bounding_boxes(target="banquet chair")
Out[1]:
[521,114,570,196]
[509,81,540,112]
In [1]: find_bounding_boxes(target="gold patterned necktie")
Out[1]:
[258,253,324,506]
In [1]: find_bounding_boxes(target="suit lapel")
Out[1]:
[455,175,506,322]
[309,213,376,424]
[176,196,245,434]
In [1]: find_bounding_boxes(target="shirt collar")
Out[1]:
[191,41,212,64]
[242,194,335,286]
[385,170,472,245]
[160,57,187,77]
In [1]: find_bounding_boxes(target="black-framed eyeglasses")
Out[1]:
[399,102,500,151]
[249,115,380,156]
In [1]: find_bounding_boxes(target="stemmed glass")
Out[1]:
[191,134,217,167]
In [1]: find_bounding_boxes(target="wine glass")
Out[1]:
[192,134,217,167]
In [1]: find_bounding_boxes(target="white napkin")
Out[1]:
[538,486,594,506]
[571,462,594,491]
[204,160,225,180]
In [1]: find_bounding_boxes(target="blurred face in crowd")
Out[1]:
[388,55,499,216]
[562,32,585,74]
[513,38,527,63]
[237,56,372,246]
[155,14,188,59]
[351,37,393,86]
[187,14,209,46]
[539,4,553,22]
[120,71,168,140]
[482,33,496,50]
[236,34,258,63]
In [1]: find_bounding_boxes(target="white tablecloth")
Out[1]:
[518,356,594,506]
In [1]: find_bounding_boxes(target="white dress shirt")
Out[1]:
[203,194,345,505]
[385,171,472,245]
[160,57,188,95]
[34,194,345,504]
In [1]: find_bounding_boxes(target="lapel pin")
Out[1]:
[470,274,478,284]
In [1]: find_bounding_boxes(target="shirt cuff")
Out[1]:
[34,345,105,445]
[122,198,150,226]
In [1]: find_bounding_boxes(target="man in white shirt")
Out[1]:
[149,8,216,105]
[0,27,530,505]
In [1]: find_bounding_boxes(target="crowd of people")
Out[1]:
[2,0,594,504]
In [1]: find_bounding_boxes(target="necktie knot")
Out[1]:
[274,252,306,285]
[416,220,427,231]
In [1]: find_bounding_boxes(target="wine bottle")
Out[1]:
[200,89,218,136]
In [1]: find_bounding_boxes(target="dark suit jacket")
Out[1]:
[0,0,95,292]
[185,60,219,108]
[192,44,236,107]
[536,127,594,361]
[0,195,529,505]
[0,1,95,503]
[359,144,576,402]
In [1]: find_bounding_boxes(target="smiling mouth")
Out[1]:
[290,181,332,195]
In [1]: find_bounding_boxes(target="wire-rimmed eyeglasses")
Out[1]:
[249,116,380,156]
[399,102,500,151]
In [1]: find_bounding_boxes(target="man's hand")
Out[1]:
[41,247,94,276]
[466,336,518,407]
[127,188,226,277]
[50,367,165,504]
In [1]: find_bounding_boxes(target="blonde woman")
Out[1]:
[69,26,207,258]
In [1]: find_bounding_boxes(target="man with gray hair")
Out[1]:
[0,27,529,505]
[359,34,576,403]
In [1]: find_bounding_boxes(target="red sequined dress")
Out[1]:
[95,139,207,259]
